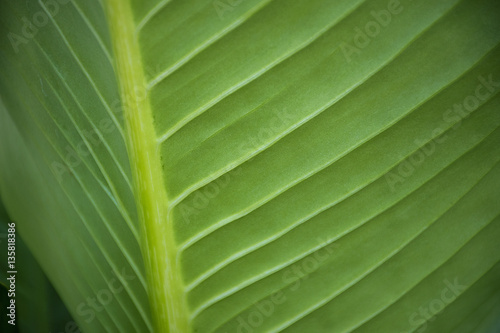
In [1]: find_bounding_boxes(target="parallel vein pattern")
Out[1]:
[0,0,152,332]
[136,0,500,332]
[1,0,499,332]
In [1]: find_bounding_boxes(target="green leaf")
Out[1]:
[0,198,75,333]
[1,0,500,332]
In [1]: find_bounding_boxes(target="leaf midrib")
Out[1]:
[104,0,187,331]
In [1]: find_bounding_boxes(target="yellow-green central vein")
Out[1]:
[104,0,188,332]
